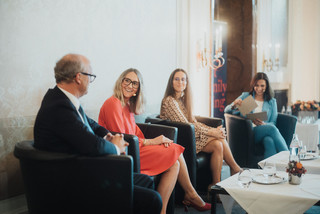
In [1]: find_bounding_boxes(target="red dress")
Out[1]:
[98,96,184,176]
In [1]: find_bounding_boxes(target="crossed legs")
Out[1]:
[253,124,288,158]
[157,154,207,213]
[157,160,179,214]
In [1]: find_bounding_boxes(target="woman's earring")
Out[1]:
[133,94,136,96]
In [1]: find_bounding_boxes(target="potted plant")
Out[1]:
[286,160,306,185]
[291,100,320,123]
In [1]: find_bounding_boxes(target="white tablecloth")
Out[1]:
[218,169,320,214]
[295,122,319,151]
[258,151,320,174]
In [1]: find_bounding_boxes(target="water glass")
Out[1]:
[238,169,252,188]
[263,161,276,177]
[299,145,307,159]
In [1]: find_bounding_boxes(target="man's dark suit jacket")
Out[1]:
[34,86,117,155]
[34,86,162,214]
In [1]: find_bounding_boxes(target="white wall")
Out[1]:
[0,0,177,120]
[1,0,318,143]
[0,0,177,200]
[289,0,320,102]
[177,0,211,117]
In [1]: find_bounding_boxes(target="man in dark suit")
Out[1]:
[34,53,162,214]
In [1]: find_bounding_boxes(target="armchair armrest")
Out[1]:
[276,113,297,148]
[136,123,177,143]
[145,116,163,124]
[195,116,223,127]
[111,132,140,173]
[224,113,254,167]
[124,134,140,173]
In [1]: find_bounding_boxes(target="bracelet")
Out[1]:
[143,139,147,146]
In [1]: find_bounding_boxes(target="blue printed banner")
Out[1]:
[211,21,227,118]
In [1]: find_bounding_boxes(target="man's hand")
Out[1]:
[104,133,113,141]
[105,133,129,154]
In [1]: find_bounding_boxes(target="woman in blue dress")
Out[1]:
[224,72,288,158]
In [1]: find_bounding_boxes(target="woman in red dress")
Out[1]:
[99,68,210,213]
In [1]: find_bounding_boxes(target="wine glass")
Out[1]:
[263,161,276,178]
[238,168,252,188]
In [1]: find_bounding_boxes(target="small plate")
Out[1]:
[252,174,286,185]
[300,153,318,161]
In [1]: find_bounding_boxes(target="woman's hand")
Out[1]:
[207,125,226,139]
[232,99,242,109]
[146,135,173,148]
[252,119,265,126]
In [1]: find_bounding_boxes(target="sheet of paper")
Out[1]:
[246,111,268,121]
[237,95,258,116]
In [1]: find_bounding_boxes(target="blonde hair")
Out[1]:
[113,68,145,114]
[162,68,194,121]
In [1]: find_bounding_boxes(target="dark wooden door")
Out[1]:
[214,0,257,105]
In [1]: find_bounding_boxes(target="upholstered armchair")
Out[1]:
[224,113,297,168]
[14,140,134,214]
[145,115,223,202]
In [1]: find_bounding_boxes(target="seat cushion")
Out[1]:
[196,152,211,169]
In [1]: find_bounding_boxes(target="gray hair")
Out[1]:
[54,54,90,83]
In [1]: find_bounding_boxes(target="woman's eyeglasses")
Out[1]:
[173,77,187,82]
[122,78,140,89]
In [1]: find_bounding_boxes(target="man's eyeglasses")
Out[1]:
[80,72,96,83]
[122,78,140,89]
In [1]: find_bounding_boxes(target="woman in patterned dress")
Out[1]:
[99,68,211,213]
[160,68,241,188]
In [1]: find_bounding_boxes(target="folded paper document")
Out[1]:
[246,111,267,121]
[238,95,258,116]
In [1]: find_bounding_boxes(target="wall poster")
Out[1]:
[211,21,227,119]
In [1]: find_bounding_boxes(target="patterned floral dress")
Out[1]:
[160,96,212,153]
